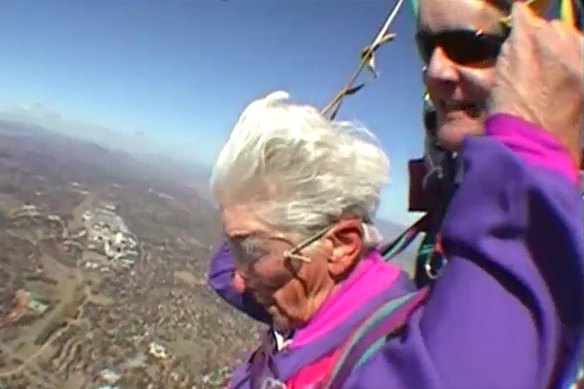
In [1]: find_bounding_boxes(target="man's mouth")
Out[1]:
[441,100,481,115]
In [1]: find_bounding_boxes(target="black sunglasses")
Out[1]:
[415,28,510,68]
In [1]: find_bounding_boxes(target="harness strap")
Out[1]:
[414,231,447,288]
[379,214,430,260]
[324,287,431,388]
[380,212,447,286]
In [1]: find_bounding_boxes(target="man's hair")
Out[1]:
[210,91,389,245]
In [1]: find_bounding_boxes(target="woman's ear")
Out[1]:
[326,219,364,277]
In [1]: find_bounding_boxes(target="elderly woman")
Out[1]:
[207,99,416,330]
[207,3,583,389]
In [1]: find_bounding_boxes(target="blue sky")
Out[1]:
[0,0,426,224]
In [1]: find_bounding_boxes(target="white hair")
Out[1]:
[209,91,390,247]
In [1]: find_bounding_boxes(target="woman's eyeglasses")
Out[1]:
[415,28,509,68]
[226,225,331,267]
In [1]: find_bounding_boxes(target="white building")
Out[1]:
[148,342,169,359]
[99,368,121,385]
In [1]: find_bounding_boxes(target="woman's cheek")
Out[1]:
[232,271,246,292]
[274,280,307,323]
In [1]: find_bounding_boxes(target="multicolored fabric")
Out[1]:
[558,0,584,29]
[323,287,431,388]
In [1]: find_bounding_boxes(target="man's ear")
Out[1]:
[326,219,364,277]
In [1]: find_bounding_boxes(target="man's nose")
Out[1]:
[424,47,459,84]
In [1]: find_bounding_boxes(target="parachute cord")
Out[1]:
[320,0,406,120]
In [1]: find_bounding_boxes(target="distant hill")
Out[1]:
[0,117,421,277]
[376,218,406,240]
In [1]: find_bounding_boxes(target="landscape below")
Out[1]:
[0,120,415,389]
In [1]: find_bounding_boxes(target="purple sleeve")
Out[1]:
[207,240,272,324]
[346,114,584,388]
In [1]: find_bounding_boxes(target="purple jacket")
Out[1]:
[208,239,274,324]
[208,114,584,388]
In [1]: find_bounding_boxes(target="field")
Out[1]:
[0,120,259,388]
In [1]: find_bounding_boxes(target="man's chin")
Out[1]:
[437,119,485,151]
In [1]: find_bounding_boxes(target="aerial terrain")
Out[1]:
[0,120,415,389]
